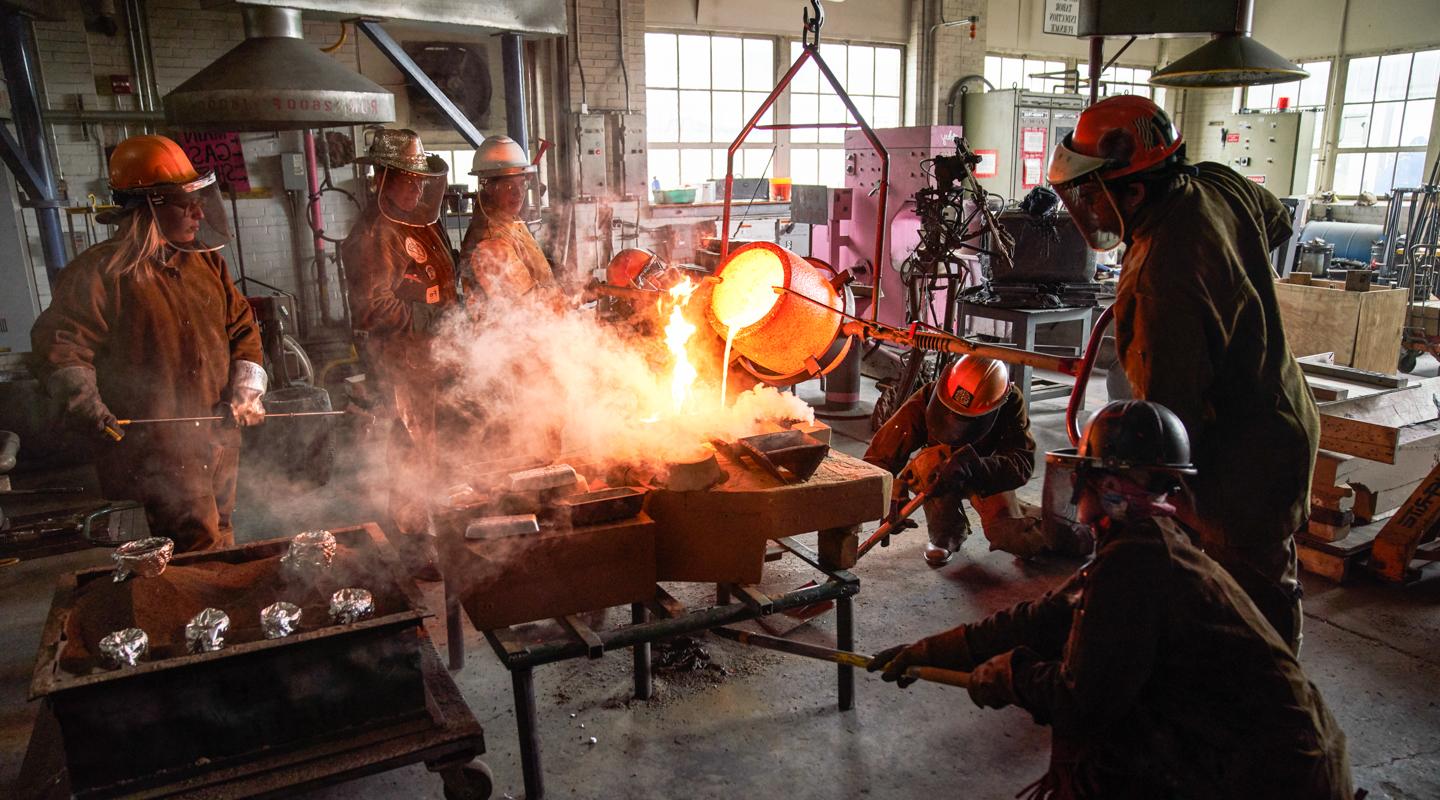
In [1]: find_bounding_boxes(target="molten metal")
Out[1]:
[662,278,699,414]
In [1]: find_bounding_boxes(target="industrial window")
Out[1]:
[645,32,777,191]
[1242,60,1331,195]
[1332,49,1440,197]
[985,56,1068,94]
[786,41,904,187]
[1074,64,1168,110]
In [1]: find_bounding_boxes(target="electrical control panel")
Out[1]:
[576,113,608,199]
[1188,111,1317,195]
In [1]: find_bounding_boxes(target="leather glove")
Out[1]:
[48,366,119,440]
[867,626,977,688]
[967,651,1020,710]
[226,360,268,427]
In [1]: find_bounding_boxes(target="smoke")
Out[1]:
[429,290,813,476]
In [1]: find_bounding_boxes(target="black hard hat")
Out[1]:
[1060,400,1197,475]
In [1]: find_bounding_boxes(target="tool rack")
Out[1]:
[470,535,859,800]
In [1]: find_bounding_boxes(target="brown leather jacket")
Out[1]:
[864,382,1035,497]
[964,516,1352,799]
[1116,163,1320,548]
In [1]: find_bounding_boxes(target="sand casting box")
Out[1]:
[61,541,410,675]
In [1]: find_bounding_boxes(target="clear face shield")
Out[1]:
[378,168,447,227]
[479,173,538,222]
[1048,137,1126,253]
[143,172,232,252]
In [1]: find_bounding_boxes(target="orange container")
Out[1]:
[771,177,793,201]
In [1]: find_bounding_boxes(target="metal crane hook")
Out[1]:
[803,0,825,48]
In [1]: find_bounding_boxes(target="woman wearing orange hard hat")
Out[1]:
[31,134,265,552]
[1048,95,1318,653]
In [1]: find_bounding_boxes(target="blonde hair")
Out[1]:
[105,206,169,276]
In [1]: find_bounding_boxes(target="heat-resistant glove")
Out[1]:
[966,650,1020,709]
[48,366,119,440]
[867,626,977,688]
[226,360,268,427]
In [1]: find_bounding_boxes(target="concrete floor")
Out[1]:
[3,371,1439,799]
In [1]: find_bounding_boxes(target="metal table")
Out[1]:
[16,628,492,799]
[961,304,1096,404]
[479,535,859,800]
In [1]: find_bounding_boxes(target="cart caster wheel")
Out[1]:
[1399,350,1420,373]
[442,761,493,800]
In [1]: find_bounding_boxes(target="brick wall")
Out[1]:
[915,0,988,126]
[566,0,646,201]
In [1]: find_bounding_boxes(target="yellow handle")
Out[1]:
[904,666,972,688]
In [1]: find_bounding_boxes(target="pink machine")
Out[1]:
[813,125,982,328]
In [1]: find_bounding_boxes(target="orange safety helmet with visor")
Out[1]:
[924,355,1011,446]
[107,134,232,252]
[1047,95,1184,252]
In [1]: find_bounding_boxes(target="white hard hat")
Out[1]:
[470,135,536,178]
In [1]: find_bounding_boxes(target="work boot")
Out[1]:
[983,516,1049,560]
[922,495,969,567]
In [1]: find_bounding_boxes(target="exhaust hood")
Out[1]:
[164,6,394,130]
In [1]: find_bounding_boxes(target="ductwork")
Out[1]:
[164,6,394,130]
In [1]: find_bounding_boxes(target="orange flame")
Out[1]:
[662,278,698,414]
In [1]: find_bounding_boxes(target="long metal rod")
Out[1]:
[0,10,68,284]
[711,627,972,688]
[356,20,485,148]
[117,411,347,425]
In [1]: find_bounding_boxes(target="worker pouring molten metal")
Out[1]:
[870,400,1353,799]
[459,135,557,312]
[1048,95,1318,652]
[31,134,265,552]
[864,356,1087,565]
[341,128,458,581]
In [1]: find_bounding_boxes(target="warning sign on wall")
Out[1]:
[1022,157,1044,189]
[974,149,999,178]
[1021,127,1047,156]
[174,132,250,193]
[1043,0,1079,36]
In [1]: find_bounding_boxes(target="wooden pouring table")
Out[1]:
[439,450,889,799]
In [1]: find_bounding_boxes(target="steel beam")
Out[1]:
[355,20,484,148]
[0,9,68,283]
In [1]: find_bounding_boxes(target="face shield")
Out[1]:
[1048,136,1125,253]
[925,389,999,447]
[378,168,446,227]
[480,173,536,222]
[142,172,232,252]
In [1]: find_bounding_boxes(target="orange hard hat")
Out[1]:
[108,135,201,191]
[1048,95,1182,186]
[935,355,1009,417]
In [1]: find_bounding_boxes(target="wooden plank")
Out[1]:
[1318,381,1440,463]
[1298,352,1412,387]
[1352,285,1408,373]
[1276,282,1364,365]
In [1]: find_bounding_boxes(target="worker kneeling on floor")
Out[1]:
[869,400,1353,799]
[864,355,1083,565]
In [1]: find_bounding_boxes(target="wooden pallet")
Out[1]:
[1296,520,1384,583]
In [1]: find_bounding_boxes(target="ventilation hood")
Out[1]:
[164,6,394,130]
[1076,0,1306,89]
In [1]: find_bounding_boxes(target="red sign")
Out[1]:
[1246,174,1267,184]
[175,132,250,192]
[1226,132,1241,144]
[974,149,999,178]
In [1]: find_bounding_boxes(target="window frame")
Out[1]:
[643,29,906,196]
[1327,48,1439,199]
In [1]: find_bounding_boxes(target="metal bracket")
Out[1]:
[0,122,50,205]
[354,19,485,148]
[803,0,824,48]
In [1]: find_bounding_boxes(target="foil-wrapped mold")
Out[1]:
[329,588,374,624]
[281,529,337,573]
[99,627,149,668]
[185,607,231,653]
[260,601,303,639]
[111,536,175,582]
